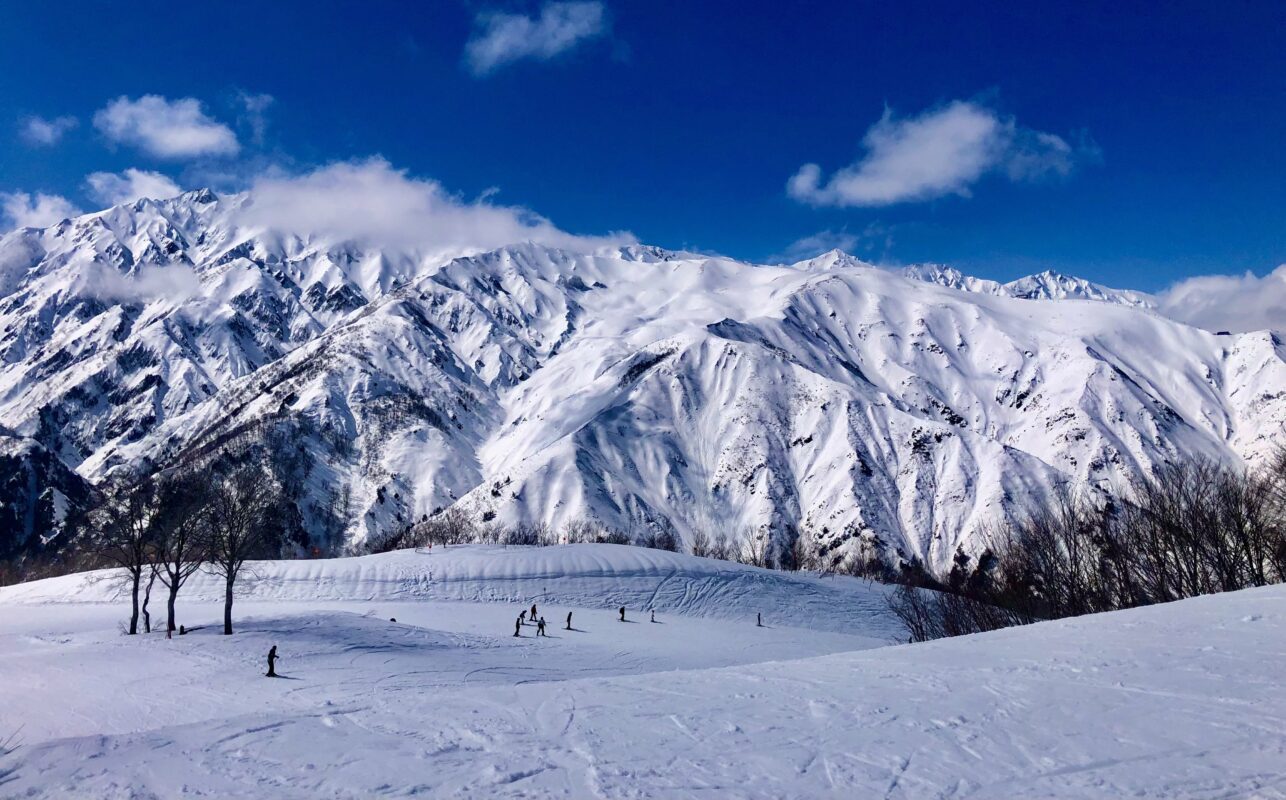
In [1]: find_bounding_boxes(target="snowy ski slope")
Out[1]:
[1,544,1282,798]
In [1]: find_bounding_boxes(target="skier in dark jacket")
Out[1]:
[537,617,547,636]
[266,645,279,677]
[619,606,626,622]
[520,609,527,624]
[514,616,522,637]
[566,611,573,630]
[531,603,538,620]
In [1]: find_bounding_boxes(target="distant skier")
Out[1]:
[619,606,626,622]
[266,645,279,677]
[520,609,527,624]
[757,612,762,627]
[650,609,655,623]
[531,603,538,620]
[566,611,573,630]
[514,617,522,637]
[537,617,547,636]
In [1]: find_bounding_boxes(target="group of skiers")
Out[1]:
[514,602,571,637]
[511,603,660,637]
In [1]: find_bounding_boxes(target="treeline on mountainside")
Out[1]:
[1,419,314,587]
[887,452,1286,642]
[8,429,1286,647]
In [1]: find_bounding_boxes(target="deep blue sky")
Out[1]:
[0,0,1282,290]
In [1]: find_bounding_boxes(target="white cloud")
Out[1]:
[20,115,77,146]
[93,95,239,159]
[0,191,83,230]
[71,262,201,303]
[1157,266,1286,333]
[235,157,632,259]
[237,92,274,145]
[775,230,861,263]
[770,223,896,264]
[85,168,183,206]
[466,1,607,76]
[788,100,1089,207]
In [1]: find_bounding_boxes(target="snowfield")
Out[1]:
[1,545,1283,798]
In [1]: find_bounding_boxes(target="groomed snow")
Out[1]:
[1,545,1283,798]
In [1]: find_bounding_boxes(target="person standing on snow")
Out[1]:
[537,617,547,636]
[650,609,655,623]
[531,603,538,621]
[266,645,279,677]
[566,611,573,630]
[514,616,522,637]
[619,606,626,622]
[520,609,527,624]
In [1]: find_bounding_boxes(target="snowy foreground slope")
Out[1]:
[4,191,1286,569]
[1,545,1284,798]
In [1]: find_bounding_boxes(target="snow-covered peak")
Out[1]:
[2,206,1284,572]
[1003,269,1155,307]
[790,248,878,272]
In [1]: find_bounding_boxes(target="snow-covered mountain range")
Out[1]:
[2,190,1284,570]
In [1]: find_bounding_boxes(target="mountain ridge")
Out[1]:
[2,191,1283,570]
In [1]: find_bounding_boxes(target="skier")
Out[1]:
[757,612,762,627]
[619,606,626,622]
[531,603,538,620]
[566,611,573,630]
[520,609,527,624]
[537,617,547,636]
[514,616,522,637]
[650,609,655,623]
[266,645,279,677]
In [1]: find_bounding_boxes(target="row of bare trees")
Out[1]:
[83,463,281,636]
[889,455,1286,642]
[365,510,684,553]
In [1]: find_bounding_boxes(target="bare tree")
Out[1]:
[204,466,279,635]
[738,527,771,568]
[85,473,160,635]
[688,528,711,558]
[0,726,20,786]
[153,472,210,633]
[709,531,731,561]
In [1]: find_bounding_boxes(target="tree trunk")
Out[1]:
[142,571,155,634]
[167,582,179,633]
[223,574,235,635]
[128,570,141,635]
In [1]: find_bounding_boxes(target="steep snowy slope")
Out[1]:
[2,192,1284,569]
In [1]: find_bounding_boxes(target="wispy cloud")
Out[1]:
[85,168,183,206]
[235,157,632,259]
[465,1,608,76]
[788,100,1095,207]
[770,223,897,264]
[1158,266,1286,333]
[19,115,77,146]
[0,191,82,230]
[94,95,239,159]
[237,91,274,146]
[71,262,201,303]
